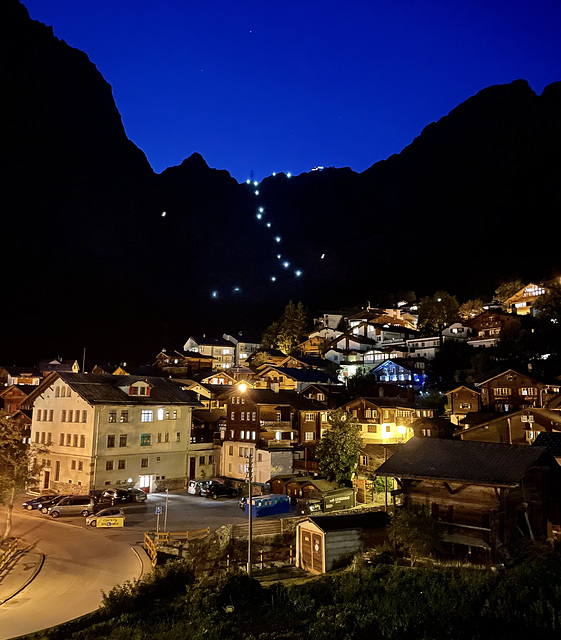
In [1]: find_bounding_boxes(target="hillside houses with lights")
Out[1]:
[16,276,561,539]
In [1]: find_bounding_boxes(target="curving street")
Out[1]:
[0,504,144,639]
[0,490,261,639]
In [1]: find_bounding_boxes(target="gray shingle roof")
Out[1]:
[375,437,555,486]
[58,373,203,406]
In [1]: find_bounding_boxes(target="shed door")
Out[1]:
[300,528,324,574]
[312,533,323,572]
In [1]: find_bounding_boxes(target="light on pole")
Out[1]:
[247,452,253,576]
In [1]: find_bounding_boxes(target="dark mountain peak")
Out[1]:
[180,152,209,170]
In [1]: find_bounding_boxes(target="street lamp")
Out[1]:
[247,452,253,576]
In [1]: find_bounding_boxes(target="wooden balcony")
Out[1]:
[293,458,319,472]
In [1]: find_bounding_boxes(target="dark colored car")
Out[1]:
[22,494,59,511]
[39,494,71,514]
[100,489,133,505]
[201,481,238,500]
[100,488,148,505]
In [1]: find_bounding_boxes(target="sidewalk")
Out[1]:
[0,541,44,605]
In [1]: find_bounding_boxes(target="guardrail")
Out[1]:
[0,538,18,571]
[152,528,210,543]
[144,528,211,567]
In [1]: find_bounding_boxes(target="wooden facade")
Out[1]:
[296,512,390,574]
[475,369,560,413]
[376,438,561,563]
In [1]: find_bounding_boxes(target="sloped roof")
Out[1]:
[308,511,390,532]
[375,437,555,486]
[344,396,420,410]
[56,373,203,406]
[1,366,42,376]
[262,367,337,384]
[239,388,323,410]
[533,432,561,456]
[186,336,233,348]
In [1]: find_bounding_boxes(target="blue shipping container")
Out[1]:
[245,494,290,518]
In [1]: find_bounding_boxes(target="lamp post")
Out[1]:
[247,452,253,576]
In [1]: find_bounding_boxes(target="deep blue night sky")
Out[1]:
[20,0,561,183]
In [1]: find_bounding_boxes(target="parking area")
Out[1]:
[18,490,300,541]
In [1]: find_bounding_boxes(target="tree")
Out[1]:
[417,291,460,335]
[315,409,362,486]
[388,503,442,563]
[0,416,45,543]
[459,298,484,320]
[261,300,309,355]
[494,279,524,305]
[346,367,377,396]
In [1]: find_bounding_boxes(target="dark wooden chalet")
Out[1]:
[376,437,561,563]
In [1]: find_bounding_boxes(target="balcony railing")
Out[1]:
[260,421,293,430]
[293,459,319,472]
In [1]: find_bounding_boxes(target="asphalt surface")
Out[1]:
[0,489,268,639]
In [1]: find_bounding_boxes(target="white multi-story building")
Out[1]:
[28,373,203,494]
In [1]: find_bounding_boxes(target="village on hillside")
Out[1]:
[3,277,561,570]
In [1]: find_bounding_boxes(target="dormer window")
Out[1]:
[126,381,152,396]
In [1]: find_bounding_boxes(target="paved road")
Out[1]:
[0,491,288,638]
[0,512,140,640]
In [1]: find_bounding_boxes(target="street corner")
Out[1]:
[0,542,45,605]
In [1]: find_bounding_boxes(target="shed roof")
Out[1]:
[375,437,555,486]
[308,510,390,532]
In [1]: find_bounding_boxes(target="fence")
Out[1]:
[0,539,18,571]
[144,528,211,567]
[191,546,295,575]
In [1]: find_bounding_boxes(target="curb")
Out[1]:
[131,545,153,579]
[0,551,45,605]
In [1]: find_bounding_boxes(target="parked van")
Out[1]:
[48,495,96,518]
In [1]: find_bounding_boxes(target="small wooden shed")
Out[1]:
[296,511,390,574]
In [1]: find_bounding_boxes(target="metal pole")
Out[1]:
[247,452,253,576]
[164,489,169,532]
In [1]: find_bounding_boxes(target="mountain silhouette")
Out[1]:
[2,0,560,364]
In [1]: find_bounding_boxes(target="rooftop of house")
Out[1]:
[29,372,204,407]
[375,437,556,486]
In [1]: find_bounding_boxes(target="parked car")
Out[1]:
[187,480,210,496]
[100,488,147,505]
[127,488,148,503]
[48,495,96,518]
[39,494,71,514]
[22,494,59,511]
[100,489,133,505]
[200,481,238,500]
[85,507,125,527]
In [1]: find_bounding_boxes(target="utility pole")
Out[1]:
[163,489,169,532]
[247,452,253,576]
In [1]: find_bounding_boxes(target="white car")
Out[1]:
[85,507,125,527]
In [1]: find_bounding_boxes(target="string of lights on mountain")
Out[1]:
[161,173,314,301]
